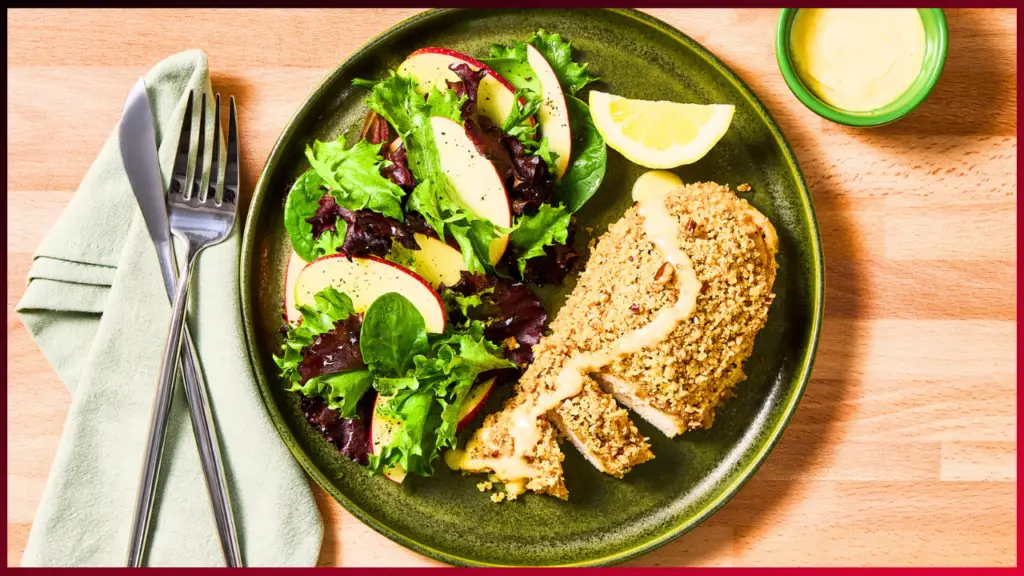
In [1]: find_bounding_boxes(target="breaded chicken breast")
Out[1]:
[453,182,777,498]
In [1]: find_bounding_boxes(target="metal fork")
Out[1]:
[127,91,240,567]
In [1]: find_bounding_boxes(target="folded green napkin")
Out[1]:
[15,50,322,567]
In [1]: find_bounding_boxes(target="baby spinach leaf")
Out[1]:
[283,170,347,262]
[359,292,429,377]
[556,95,607,213]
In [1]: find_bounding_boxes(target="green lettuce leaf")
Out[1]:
[373,375,420,397]
[291,369,373,418]
[441,288,492,319]
[527,29,599,95]
[508,203,572,276]
[501,88,559,173]
[488,40,529,62]
[502,88,543,142]
[430,322,515,381]
[531,137,558,176]
[482,42,541,96]
[424,323,514,451]
[273,287,371,417]
[366,315,514,477]
[556,95,607,212]
[359,292,429,377]
[283,170,347,262]
[369,387,440,477]
[354,72,504,273]
[305,137,406,220]
[436,379,474,452]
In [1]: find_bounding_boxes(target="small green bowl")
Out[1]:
[775,8,948,127]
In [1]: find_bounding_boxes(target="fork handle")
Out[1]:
[179,329,243,567]
[127,253,196,567]
[152,239,242,567]
[129,237,242,566]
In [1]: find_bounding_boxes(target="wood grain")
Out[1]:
[6,8,1016,567]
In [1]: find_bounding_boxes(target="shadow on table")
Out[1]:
[626,53,866,572]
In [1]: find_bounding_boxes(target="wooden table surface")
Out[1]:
[7,8,1017,567]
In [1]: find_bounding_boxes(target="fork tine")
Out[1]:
[190,93,207,202]
[168,91,194,198]
[223,96,239,206]
[205,93,222,204]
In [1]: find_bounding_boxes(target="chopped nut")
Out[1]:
[737,183,751,192]
[685,219,697,234]
[502,336,520,350]
[654,262,675,285]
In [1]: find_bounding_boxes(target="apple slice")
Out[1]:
[283,250,307,325]
[431,115,511,265]
[456,377,496,432]
[525,44,572,179]
[398,47,521,127]
[370,393,407,484]
[390,232,468,289]
[294,253,446,333]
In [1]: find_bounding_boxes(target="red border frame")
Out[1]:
[3,3,1019,571]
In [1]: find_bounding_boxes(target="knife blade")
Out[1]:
[120,78,174,282]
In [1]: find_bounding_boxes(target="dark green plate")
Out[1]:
[240,8,823,567]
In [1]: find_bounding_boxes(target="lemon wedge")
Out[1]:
[589,91,734,169]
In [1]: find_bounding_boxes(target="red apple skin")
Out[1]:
[456,378,496,432]
[405,47,534,118]
[300,252,447,333]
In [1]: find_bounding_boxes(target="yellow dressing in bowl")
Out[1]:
[790,8,926,112]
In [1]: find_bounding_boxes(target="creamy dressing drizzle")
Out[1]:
[447,179,702,491]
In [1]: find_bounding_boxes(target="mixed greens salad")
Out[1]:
[274,30,606,481]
